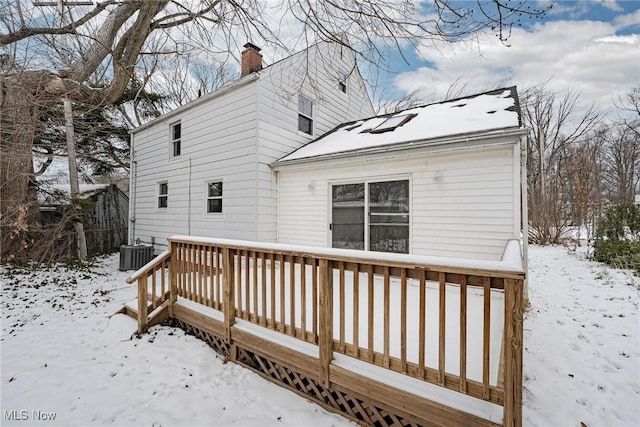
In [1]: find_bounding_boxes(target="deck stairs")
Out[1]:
[117,291,171,330]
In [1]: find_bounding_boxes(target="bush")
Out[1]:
[593,203,640,275]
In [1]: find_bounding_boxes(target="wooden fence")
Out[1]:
[127,236,525,427]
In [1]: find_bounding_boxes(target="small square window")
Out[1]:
[298,94,313,135]
[171,122,181,157]
[206,181,223,213]
[338,80,347,93]
[158,182,168,209]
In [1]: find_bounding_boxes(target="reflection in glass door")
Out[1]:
[369,180,409,253]
[331,183,365,250]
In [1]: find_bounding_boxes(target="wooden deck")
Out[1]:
[124,236,525,427]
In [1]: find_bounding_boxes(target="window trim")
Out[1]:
[157,181,168,210]
[298,94,313,135]
[170,121,181,157]
[205,180,223,215]
[329,175,411,254]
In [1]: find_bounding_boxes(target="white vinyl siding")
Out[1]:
[131,82,259,249]
[276,144,519,261]
[130,42,374,250]
[254,43,375,243]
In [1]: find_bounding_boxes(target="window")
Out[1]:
[338,79,347,94]
[171,122,181,157]
[331,179,409,254]
[158,182,168,209]
[298,94,313,135]
[206,181,223,213]
[370,114,415,134]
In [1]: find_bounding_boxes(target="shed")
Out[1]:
[40,183,129,255]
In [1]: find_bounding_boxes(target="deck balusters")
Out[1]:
[130,237,525,427]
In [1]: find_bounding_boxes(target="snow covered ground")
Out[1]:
[524,245,639,427]
[1,245,638,426]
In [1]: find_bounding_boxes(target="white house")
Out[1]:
[129,43,528,262]
[129,42,374,249]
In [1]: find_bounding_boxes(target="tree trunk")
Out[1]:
[63,98,88,260]
[0,73,43,261]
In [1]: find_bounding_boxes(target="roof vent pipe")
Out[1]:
[241,42,263,77]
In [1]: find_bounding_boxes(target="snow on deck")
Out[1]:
[168,235,524,275]
[278,88,521,162]
[172,262,506,422]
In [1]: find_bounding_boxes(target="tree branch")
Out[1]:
[0,1,118,46]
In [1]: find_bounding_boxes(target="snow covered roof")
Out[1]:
[38,183,110,205]
[277,87,522,164]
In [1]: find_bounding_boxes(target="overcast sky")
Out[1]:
[383,0,639,112]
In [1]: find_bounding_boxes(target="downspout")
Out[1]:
[520,134,529,306]
[128,133,136,245]
[188,157,192,235]
[275,170,280,243]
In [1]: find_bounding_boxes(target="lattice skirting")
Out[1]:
[164,317,421,427]
[167,318,232,359]
[235,346,420,427]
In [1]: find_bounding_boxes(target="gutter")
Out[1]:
[272,127,529,170]
[130,73,260,134]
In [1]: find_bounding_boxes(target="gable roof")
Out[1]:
[275,87,523,164]
[132,42,364,134]
[38,183,121,206]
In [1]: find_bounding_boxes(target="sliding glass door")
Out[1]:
[331,179,409,254]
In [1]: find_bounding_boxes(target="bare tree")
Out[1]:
[521,84,603,244]
[602,124,640,205]
[0,0,548,261]
[566,134,605,243]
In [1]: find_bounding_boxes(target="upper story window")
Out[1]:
[298,94,313,135]
[158,182,168,209]
[171,121,181,157]
[206,181,223,213]
[338,78,347,94]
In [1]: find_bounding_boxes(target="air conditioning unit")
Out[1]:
[119,245,154,271]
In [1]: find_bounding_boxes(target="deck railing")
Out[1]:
[125,250,170,331]
[128,236,524,427]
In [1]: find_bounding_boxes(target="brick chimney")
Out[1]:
[241,42,263,77]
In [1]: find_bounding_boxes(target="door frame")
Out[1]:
[328,173,412,253]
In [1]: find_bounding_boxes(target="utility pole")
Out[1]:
[34,0,93,260]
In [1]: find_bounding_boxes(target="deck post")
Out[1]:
[503,278,524,427]
[137,275,148,334]
[318,258,333,388]
[223,248,236,343]
[169,241,177,317]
